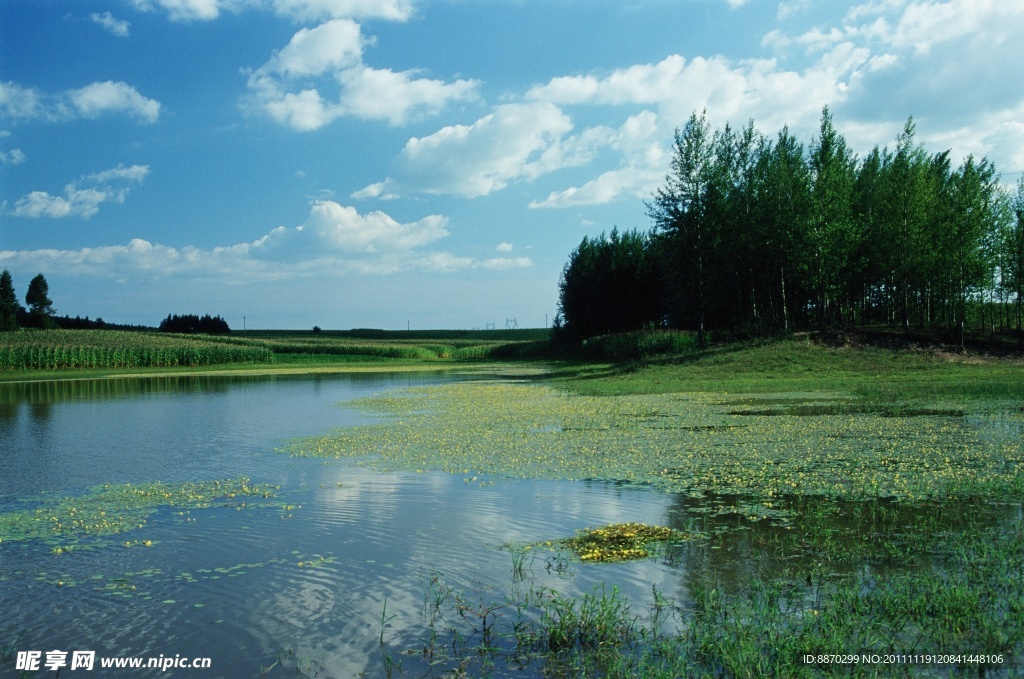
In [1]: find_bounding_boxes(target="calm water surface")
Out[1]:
[0,373,692,678]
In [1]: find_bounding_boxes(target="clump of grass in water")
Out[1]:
[559,522,696,562]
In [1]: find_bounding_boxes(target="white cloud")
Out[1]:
[496,242,513,252]
[1,80,161,124]
[890,0,1024,55]
[70,81,161,123]
[0,148,26,165]
[758,0,1024,176]
[337,66,479,126]
[270,0,416,21]
[361,102,585,198]
[0,81,47,121]
[0,202,531,281]
[130,0,236,22]
[524,111,668,208]
[91,11,131,37]
[133,0,417,22]
[262,19,365,77]
[9,164,150,219]
[248,19,478,130]
[479,257,531,270]
[304,200,449,252]
[261,88,343,131]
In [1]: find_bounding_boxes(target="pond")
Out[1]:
[0,372,695,678]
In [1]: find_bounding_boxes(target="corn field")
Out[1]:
[0,330,273,370]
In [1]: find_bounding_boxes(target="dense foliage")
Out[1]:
[158,313,231,334]
[23,273,56,329]
[557,109,1024,348]
[555,228,663,342]
[0,270,19,332]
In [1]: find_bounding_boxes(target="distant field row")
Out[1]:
[0,329,550,372]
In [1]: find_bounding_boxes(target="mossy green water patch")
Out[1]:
[284,381,1023,501]
[0,477,277,547]
[559,523,697,562]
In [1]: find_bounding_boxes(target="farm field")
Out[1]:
[0,328,549,380]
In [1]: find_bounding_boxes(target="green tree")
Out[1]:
[944,156,998,347]
[0,269,20,331]
[647,110,716,344]
[556,228,663,343]
[751,127,810,331]
[808,106,858,329]
[1007,178,1024,347]
[880,118,932,331]
[25,273,55,329]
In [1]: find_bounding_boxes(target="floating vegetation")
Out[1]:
[559,522,697,562]
[284,381,1023,502]
[0,477,277,547]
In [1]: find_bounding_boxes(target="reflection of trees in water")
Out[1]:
[0,371,445,423]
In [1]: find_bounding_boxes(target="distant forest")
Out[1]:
[556,108,1024,348]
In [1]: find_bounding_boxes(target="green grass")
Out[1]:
[551,335,1024,401]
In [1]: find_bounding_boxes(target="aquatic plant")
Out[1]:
[285,381,1023,502]
[0,477,277,547]
[558,522,696,562]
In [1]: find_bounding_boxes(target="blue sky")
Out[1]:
[2,0,1023,329]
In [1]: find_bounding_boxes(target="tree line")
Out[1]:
[1,269,232,334]
[556,108,1024,348]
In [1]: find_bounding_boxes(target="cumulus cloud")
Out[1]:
[304,200,449,252]
[248,19,478,130]
[1,148,26,165]
[0,201,530,281]
[758,0,1024,172]
[0,80,160,124]
[132,0,417,22]
[0,81,47,121]
[9,164,150,219]
[496,242,513,252]
[358,102,598,198]
[69,81,161,123]
[270,0,416,21]
[130,0,236,22]
[91,11,131,36]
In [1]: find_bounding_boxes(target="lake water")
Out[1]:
[0,372,694,678]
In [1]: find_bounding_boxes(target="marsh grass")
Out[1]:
[381,493,1021,678]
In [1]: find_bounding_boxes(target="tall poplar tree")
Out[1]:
[647,110,716,344]
[25,273,55,329]
[808,107,857,329]
[0,269,19,331]
[1008,178,1024,347]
